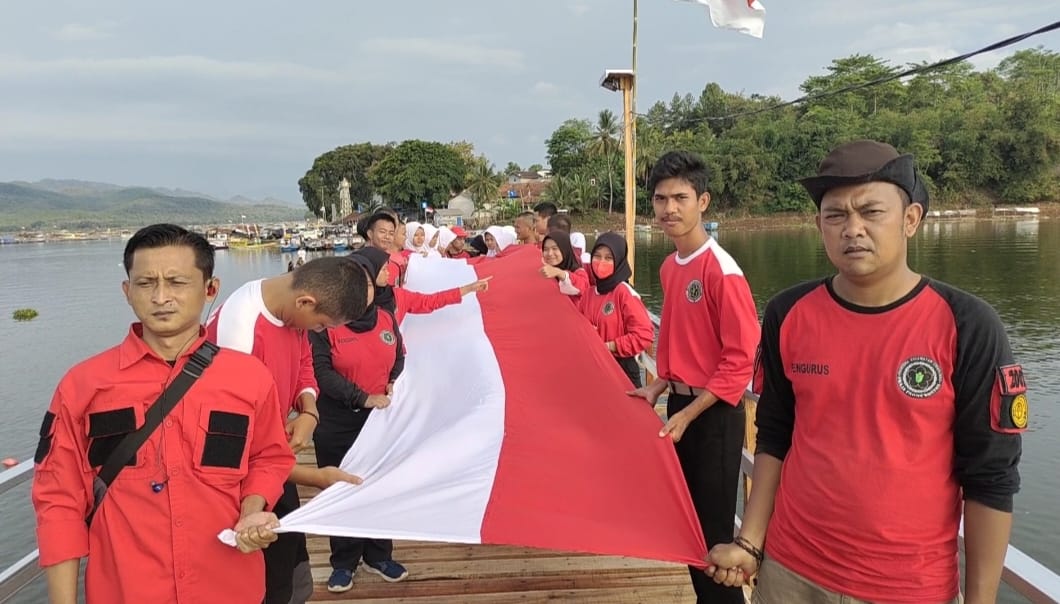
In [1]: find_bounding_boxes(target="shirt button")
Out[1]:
[169,466,180,476]
[178,571,186,578]
[175,519,183,527]
[165,420,173,428]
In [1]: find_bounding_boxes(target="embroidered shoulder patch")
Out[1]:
[380,330,396,345]
[993,364,1029,433]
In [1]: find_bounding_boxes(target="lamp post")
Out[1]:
[599,69,637,285]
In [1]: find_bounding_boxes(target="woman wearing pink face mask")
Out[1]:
[578,232,654,387]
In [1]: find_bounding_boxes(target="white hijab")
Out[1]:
[485,225,517,257]
[436,226,457,253]
[570,232,591,264]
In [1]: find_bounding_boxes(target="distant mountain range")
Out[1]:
[0,179,307,231]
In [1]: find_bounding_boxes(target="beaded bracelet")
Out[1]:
[733,536,765,567]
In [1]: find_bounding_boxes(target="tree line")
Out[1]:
[299,48,1060,219]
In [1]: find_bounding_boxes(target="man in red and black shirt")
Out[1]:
[707,140,1025,604]
[630,151,760,604]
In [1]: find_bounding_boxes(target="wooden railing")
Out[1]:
[2,318,1059,603]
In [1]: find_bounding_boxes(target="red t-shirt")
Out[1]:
[32,326,293,603]
[578,282,654,357]
[755,277,1024,602]
[656,238,759,404]
[206,279,317,416]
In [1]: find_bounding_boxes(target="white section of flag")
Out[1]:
[677,0,766,38]
[273,257,505,542]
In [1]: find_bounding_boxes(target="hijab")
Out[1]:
[542,230,583,272]
[346,253,381,332]
[591,231,633,294]
[485,225,517,257]
[468,234,488,256]
[404,221,423,253]
[351,246,396,321]
[569,232,591,264]
[437,226,457,253]
[420,223,442,257]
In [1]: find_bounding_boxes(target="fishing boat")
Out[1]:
[207,232,229,250]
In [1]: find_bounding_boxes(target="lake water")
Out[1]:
[1,218,1056,602]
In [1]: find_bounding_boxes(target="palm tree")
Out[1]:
[569,174,600,214]
[466,159,502,210]
[543,174,574,208]
[588,109,621,213]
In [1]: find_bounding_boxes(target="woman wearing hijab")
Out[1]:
[539,230,589,300]
[309,252,409,592]
[467,234,488,257]
[483,225,518,258]
[355,247,491,324]
[578,232,654,387]
[420,224,441,257]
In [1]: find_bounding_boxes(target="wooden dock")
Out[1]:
[296,450,697,603]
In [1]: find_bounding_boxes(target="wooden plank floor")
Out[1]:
[295,402,755,604]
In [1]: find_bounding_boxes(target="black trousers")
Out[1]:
[263,481,309,604]
[614,355,642,388]
[668,392,746,604]
[313,429,393,570]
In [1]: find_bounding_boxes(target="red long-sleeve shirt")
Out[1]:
[206,279,317,416]
[32,325,293,603]
[393,286,463,325]
[579,282,655,358]
[656,238,759,405]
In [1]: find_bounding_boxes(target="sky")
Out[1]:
[0,0,1056,202]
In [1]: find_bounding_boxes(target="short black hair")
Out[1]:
[357,211,398,238]
[123,224,214,279]
[647,151,710,198]
[546,213,572,234]
[534,202,558,217]
[291,256,369,322]
[516,211,535,222]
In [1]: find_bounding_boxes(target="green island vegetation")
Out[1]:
[12,308,39,321]
[0,180,307,231]
[299,49,1059,223]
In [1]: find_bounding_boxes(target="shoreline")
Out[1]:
[574,201,1059,234]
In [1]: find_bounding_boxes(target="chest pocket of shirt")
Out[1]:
[194,406,252,476]
[83,400,154,478]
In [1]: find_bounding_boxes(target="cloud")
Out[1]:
[51,22,115,42]
[0,55,341,82]
[569,3,592,17]
[359,37,524,69]
[531,81,560,95]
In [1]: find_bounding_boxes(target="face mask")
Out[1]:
[592,259,615,279]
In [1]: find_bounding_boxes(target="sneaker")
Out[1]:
[362,559,409,582]
[327,568,355,593]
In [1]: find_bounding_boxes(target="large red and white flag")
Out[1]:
[678,0,766,38]
[270,247,707,566]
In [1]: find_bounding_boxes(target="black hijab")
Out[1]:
[354,246,396,313]
[542,230,582,273]
[468,234,488,256]
[591,232,633,294]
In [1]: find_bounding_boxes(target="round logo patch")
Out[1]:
[602,301,615,316]
[380,330,396,345]
[897,356,943,398]
[1011,393,1029,429]
[685,279,704,303]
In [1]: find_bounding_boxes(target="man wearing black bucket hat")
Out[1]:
[706,140,1025,604]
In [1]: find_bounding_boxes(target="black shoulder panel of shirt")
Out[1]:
[753,278,827,462]
[927,279,1022,512]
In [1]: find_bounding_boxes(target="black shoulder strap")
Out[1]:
[87,341,220,525]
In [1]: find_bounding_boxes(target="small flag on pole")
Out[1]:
[677,0,766,38]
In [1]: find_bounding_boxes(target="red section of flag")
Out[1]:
[476,248,708,567]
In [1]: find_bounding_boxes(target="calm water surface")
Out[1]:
[1,218,1056,602]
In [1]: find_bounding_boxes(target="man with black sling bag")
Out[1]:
[32,225,295,604]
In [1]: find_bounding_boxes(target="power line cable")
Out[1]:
[636,19,1060,125]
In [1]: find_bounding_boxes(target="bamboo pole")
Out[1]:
[622,78,636,285]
